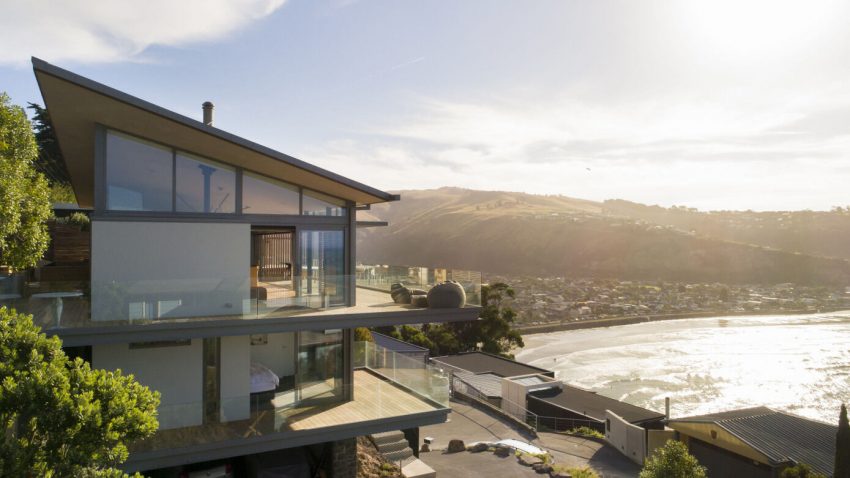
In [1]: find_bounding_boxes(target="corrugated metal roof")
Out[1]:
[513,376,551,386]
[670,408,837,476]
[370,332,430,354]
[431,352,554,378]
[454,372,504,398]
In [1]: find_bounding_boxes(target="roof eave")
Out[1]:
[31,57,398,206]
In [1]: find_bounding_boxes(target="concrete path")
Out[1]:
[418,399,640,478]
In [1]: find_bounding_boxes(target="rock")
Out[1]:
[420,443,431,453]
[390,283,404,292]
[518,455,543,467]
[493,445,512,457]
[391,286,409,304]
[467,442,489,453]
[427,281,467,308]
[549,471,572,478]
[411,294,429,307]
[447,439,466,453]
[532,463,553,474]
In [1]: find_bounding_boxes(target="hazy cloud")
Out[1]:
[0,0,286,66]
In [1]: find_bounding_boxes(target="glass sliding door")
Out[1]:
[298,230,345,308]
[296,330,344,405]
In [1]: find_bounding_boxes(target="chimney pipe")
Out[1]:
[665,397,671,419]
[202,101,214,126]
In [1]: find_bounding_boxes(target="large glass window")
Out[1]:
[302,190,347,216]
[106,131,173,211]
[297,330,344,405]
[242,172,300,215]
[299,230,345,307]
[176,153,236,213]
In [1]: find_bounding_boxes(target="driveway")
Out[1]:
[418,399,640,478]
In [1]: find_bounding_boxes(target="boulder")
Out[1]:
[420,443,431,453]
[427,281,467,308]
[518,455,543,467]
[493,445,512,457]
[390,286,409,304]
[467,442,489,453]
[411,294,429,307]
[447,439,466,453]
[549,471,572,478]
[532,463,553,474]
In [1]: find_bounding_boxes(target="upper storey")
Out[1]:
[0,59,481,345]
[32,57,397,210]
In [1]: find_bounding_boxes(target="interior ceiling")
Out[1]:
[34,69,391,208]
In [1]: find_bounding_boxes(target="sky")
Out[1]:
[1,0,849,211]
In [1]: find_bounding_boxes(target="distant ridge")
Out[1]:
[357,187,850,285]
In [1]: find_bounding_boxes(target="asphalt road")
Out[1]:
[418,399,640,478]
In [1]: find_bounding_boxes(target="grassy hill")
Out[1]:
[357,188,850,285]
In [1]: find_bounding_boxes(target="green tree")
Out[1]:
[837,403,850,478]
[0,307,160,477]
[639,440,707,478]
[354,327,374,342]
[446,282,523,357]
[780,463,827,478]
[0,93,52,270]
[27,103,75,203]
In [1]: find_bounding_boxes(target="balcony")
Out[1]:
[124,341,449,471]
[0,264,480,343]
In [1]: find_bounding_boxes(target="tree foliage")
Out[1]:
[0,94,52,270]
[639,440,707,478]
[0,307,160,477]
[837,403,850,478]
[780,463,827,478]
[374,282,524,358]
[27,103,75,204]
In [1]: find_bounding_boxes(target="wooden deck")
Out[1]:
[283,370,439,430]
[132,369,443,454]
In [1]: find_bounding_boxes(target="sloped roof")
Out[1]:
[32,57,397,208]
[528,385,665,425]
[370,332,429,354]
[454,371,503,398]
[669,407,837,476]
[430,352,554,378]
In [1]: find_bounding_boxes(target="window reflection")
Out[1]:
[242,172,300,215]
[303,190,346,216]
[176,153,236,213]
[106,131,173,211]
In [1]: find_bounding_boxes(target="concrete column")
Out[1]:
[330,437,357,478]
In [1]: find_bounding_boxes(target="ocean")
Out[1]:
[516,311,850,423]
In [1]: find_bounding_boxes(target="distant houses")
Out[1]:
[429,350,839,477]
[668,407,837,478]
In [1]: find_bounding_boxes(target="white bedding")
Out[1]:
[251,362,280,394]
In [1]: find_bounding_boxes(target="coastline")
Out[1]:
[515,307,850,336]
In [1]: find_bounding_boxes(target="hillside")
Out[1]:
[357,188,850,285]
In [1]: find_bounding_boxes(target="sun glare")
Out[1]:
[680,0,839,61]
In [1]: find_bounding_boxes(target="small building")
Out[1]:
[667,407,837,478]
[369,332,429,365]
[527,385,666,433]
[430,351,555,378]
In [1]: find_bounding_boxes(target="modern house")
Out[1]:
[0,58,480,476]
[667,407,837,478]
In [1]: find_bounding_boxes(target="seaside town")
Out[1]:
[491,275,850,326]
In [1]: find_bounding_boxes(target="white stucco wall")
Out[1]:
[90,221,250,321]
[605,410,647,465]
[249,332,295,377]
[220,335,251,422]
[93,340,203,430]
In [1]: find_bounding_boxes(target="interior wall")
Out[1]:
[91,221,250,321]
[249,332,295,377]
[92,340,202,429]
[220,335,251,422]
